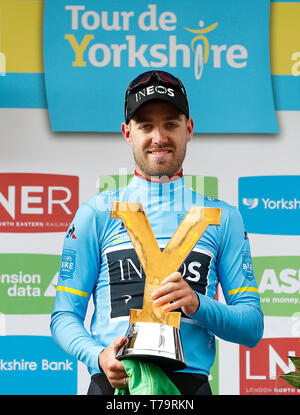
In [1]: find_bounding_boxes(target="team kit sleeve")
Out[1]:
[191,206,264,348]
[50,201,103,373]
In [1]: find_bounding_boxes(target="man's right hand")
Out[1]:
[98,336,129,389]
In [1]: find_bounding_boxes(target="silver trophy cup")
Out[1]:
[116,321,186,371]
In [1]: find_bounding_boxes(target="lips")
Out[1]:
[146,148,172,158]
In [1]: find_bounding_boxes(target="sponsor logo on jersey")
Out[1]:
[106,246,213,320]
[113,221,128,243]
[242,253,254,281]
[238,176,300,235]
[0,173,79,233]
[59,249,76,279]
[241,231,255,281]
[66,224,77,239]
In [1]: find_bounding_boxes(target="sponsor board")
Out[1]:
[254,256,300,316]
[240,338,300,395]
[239,176,300,235]
[0,335,77,395]
[0,254,60,314]
[0,173,79,232]
[43,0,278,133]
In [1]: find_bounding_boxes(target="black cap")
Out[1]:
[124,70,189,124]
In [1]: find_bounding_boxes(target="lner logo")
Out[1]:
[238,176,300,235]
[0,173,79,233]
[240,338,300,395]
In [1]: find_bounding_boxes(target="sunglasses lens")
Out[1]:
[130,72,152,88]
[129,71,182,90]
[156,71,181,86]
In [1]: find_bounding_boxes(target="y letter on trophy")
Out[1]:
[111,202,221,328]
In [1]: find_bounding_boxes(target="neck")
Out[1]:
[134,169,183,183]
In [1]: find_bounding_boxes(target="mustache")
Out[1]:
[145,144,174,151]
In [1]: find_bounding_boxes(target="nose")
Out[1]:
[152,126,168,145]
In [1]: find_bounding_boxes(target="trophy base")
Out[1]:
[116,322,186,371]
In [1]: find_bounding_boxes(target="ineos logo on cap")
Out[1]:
[134,84,175,102]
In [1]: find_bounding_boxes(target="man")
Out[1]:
[51,70,264,395]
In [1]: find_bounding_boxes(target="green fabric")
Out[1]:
[115,360,181,395]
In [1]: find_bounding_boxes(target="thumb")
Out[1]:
[112,336,127,354]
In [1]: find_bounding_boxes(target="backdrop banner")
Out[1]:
[0,336,77,395]
[239,176,300,235]
[43,0,278,133]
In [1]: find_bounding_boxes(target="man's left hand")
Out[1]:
[151,272,199,316]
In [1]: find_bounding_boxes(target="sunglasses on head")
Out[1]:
[128,70,184,91]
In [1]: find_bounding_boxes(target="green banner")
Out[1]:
[0,254,60,314]
[209,339,219,395]
[253,256,300,317]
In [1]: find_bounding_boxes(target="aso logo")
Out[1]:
[240,338,300,395]
[0,173,79,232]
[239,176,300,235]
[253,256,300,317]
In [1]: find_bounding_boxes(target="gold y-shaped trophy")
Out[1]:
[111,202,221,370]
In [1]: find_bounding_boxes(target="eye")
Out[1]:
[166,121,178,128]
[139,123,151,130]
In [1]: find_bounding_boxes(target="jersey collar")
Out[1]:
[134,169,183,183]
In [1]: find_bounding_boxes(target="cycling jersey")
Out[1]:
[51,174,264,377]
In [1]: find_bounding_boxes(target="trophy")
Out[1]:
[111,202,221,371]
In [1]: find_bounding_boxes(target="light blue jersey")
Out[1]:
[51,174,263,377]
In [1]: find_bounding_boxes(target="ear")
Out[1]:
[186,117,194,143]
[121,122,132,145]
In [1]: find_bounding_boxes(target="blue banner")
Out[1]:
[0,336,77,395]
[239,176,300,235]
[43,0,278,133]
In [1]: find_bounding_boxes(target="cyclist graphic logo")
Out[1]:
[185,20,219,80]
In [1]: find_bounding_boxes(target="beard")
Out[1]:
[132,143,187,179]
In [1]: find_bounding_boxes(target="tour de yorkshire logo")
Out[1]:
[63,4,248,80]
